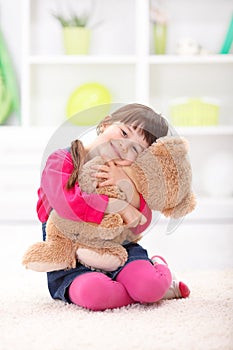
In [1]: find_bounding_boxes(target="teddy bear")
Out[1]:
[22,136,196,273]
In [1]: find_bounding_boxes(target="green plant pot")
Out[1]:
[63,27,91,55]
[153,23,167,55]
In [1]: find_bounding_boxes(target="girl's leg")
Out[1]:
[116,259,172,303]
[68,271,133,311]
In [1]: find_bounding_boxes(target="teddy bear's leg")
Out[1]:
[76,241,128,272]
[22,220,77,272]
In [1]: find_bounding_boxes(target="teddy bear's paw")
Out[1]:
[97,185,126,200]
[76,248,123,272]
[24,261,70,272]
[100,213,123,228]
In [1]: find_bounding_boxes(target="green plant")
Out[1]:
[52,13,90,28]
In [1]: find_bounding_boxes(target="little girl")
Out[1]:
[37,103,190,311]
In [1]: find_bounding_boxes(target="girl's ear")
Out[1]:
[99,115,112,133]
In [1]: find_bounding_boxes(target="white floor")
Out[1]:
[1,221,233,350]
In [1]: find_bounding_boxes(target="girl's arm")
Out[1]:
[37,149,151,232]
[37,149,109,223]
[105,195,152,234]
[129,194,152,235]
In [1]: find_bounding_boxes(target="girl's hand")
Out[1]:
[91,160,140,208]
[91,160,129,187]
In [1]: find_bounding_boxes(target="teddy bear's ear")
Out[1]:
[150,136,189,158]
[162,192,196,219]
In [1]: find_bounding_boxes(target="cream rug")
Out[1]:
[1,225,233,350]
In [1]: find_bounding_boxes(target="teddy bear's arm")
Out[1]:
[97,185,126,200]
[22,219,77,272]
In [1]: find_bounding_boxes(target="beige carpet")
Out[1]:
[1,226,233,350]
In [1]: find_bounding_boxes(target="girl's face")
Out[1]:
[86,123,149,166]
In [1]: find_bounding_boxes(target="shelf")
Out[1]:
[149,55,233,65]
[28,54,233,65]
[20,0,233,129]
[0,125,54,134]
[2,124,233,136]
[28,55,138,65]
[175,126,233,136]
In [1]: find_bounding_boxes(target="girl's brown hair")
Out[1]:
[97,103,168,146]
[66,103,168,189]
[66,139,86,190]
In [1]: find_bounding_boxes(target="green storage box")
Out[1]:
[170,98,219,126]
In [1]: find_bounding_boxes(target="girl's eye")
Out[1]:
[121,129,128,137]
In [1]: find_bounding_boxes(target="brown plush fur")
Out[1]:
[22,136,196,272]
[126,137,196,218]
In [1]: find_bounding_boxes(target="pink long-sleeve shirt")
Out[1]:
[36,148,152,234]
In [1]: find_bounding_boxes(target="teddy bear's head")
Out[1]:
[123,136,196,219]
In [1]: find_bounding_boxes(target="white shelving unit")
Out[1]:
[1,0,233,221]
[19,0,233,128]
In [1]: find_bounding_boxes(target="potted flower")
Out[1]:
[52,12,91,55]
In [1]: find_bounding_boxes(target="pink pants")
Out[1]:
[68,260,172,311]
